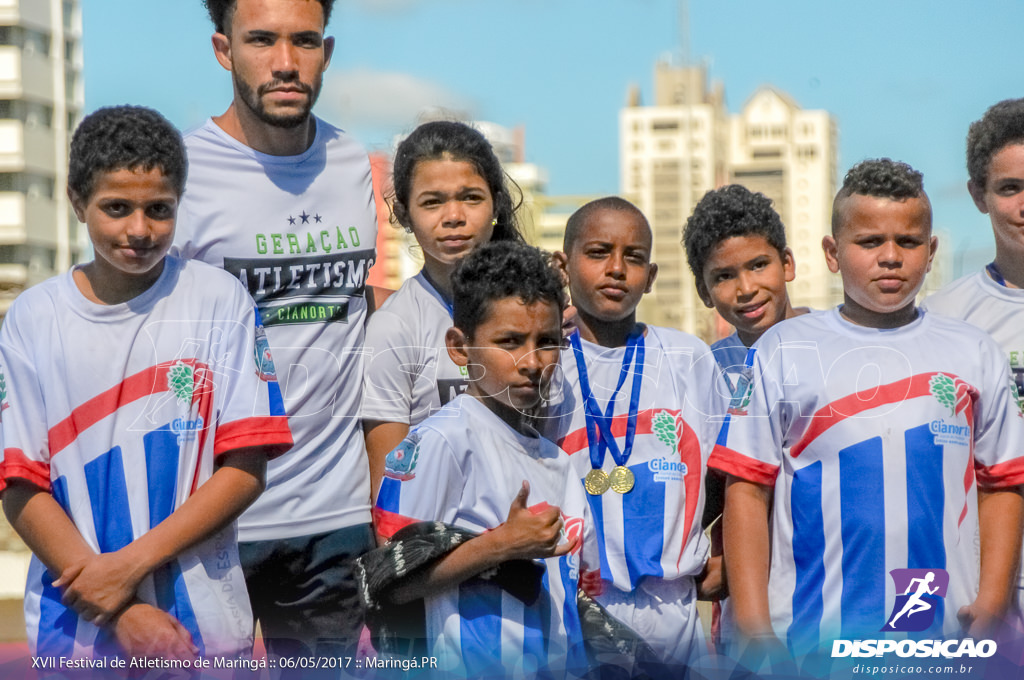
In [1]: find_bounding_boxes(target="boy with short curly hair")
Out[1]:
[373,241,595,678]
[0,105,292,660]
[711,158,1024,664]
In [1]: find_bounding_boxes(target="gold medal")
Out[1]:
[609,466,635,494]
[584,469,611,495]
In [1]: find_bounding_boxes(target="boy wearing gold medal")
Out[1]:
[547,197,729,672]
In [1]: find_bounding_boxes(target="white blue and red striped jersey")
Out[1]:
[709,308,1024,655]
[0,257,292,659]
[711,332,751,394]
[374,395,594,679]
[544,326,726,592]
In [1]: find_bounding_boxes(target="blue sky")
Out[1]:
[84,0,1023,268]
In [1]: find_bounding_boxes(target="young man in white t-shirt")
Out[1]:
[0,106,292,661]
[926,97,1024,619]
[712,159,1024,669]
[374,242,595,678]
[172,0,378,661]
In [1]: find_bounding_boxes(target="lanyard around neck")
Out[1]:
[569,328,645,472]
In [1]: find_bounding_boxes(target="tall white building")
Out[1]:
[621,60,840,340]
[0,0,82,316]
[728,87,839,314]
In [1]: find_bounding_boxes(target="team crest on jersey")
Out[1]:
[727,368,754,416]
[167,361,195,407]
[384,432,421,481]
[883,568,949,632]
[253,324,278,382]
[929,373,970,418]
[650,411,688,482]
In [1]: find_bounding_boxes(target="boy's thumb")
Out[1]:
[513,481,530,507]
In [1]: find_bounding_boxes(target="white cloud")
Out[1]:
[320,68,475,130]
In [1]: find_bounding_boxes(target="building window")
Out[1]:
[0,101,55,128]
[0,26,52,57]
[652,120,679,131]
[0,173,57,200]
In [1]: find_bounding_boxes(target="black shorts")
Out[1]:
[239,523,375,660]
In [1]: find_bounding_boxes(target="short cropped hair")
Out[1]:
[451,241,565,338]
[831,159,928,234]
[204,0,334,34]
[392,121,523,244]
[563,196,649,253]
[68,106,187,201]
[966,98,1024,190]
[683,185,786,282]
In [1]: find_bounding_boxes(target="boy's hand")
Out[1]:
[696,554,726,601]
[54,552,143,625]
[495,481,579,562]
[958,601,1002,639]
[112,601,198,660]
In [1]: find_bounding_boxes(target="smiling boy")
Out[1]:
[0,106,292,660]
[710,159,1024,664]
[684,185,809,385]
[925,98,1024,620]
[372,241,593,679]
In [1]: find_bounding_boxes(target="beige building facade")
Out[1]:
[621,61,841,341]
[0,0,82,317]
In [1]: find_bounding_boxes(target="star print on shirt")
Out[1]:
[300,211,311,224]
[314,214,323,224]
[288,216,296,225]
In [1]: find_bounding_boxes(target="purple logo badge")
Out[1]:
[884,568,949,632]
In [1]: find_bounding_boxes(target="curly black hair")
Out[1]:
[563,196,650,253]
[451,241,565,338]
[831,159,928,234]
[204,0,335,34]
[391,121,523,244]
[683,185,786,286]
[967,98,1024,190]
[68,106,186,201]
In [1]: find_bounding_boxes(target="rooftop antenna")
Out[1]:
[678,0,690,66]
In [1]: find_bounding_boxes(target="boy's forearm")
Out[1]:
[975,486,1024,615]
[118,449,267,578]
[387,530,509,605]
[723,475,775,639]
[1,481,96,576]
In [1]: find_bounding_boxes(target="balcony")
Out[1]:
[0,191,57,245]
[0,47,55,102]
[0,120,56,174]
[0,0,53,33]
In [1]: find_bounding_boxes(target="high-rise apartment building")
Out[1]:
[0,0,82,317]
[727,87,839,315]
[621,60,840,340]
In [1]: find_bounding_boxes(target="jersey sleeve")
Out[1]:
[372,427,465,540]
[972,337,1024,489]
[707,337,786,486]
[362,309,417,424]
[0,304,53,493]
[210,291,292,460]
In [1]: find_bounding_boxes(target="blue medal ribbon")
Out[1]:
[569,328,645,473]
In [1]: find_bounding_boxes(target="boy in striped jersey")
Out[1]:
[547,197,727,673]
[711,159,1024,665]
[0,107,293,661]
[373,242,595,679]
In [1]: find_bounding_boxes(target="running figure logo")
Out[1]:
[884,569,949,632]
